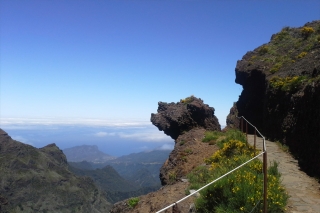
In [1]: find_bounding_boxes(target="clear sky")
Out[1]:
[1,1,319,143]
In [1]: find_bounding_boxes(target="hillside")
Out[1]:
[68,149,170,203]
[227,20,320,177]
[106,150,170,186]
[63,145,115,163]
[0,129,112,213]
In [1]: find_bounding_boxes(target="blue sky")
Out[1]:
[1,0,319,155]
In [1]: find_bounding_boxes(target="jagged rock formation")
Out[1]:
[226,102,240,130]
[0,129,112,213]
[228,20,320,177]
[151,96,221,140]
[110,129,218,213]
[110,98,221,212]
[159,128,218,185]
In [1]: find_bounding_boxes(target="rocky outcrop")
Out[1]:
[226,102,240,130]
[0,129,112,213]
[228,20,320,177]
[110,128,218,213]
[159,128,218,185]
[151,96,221,140]
[110,97,221,212]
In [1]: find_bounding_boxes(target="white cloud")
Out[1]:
[0,117,151,128]
[93,132,116,137]
[157,143,174,150]
[138,146,150,151]
[118,131,172,142]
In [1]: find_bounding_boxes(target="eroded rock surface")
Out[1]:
[228,20,320,176]
[159,128,218,186]
[151,96,221,140]
[226,102,240,130]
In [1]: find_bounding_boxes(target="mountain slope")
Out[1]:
[0,129,112,213]
[68,165,138,193]
[63,145,115,163]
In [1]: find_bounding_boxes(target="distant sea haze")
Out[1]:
[1,119,174,156]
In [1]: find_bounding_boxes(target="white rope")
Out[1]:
[156,116,267,213]
[156,151,265,213]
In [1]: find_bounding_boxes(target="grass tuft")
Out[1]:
[127,197,139,208]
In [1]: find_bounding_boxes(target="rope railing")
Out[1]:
[155,116,267,213]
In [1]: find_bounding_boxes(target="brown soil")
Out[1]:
[160,128,219,186]
[111,128,219,213]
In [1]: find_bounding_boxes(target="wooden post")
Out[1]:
[172,203,181,213]
[263,147,268,213]
[241,117,243,133]
[254,129,256,151]
[246,121,248,139]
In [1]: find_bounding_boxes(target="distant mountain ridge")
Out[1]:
[63,145,116,163]
[0,129,112,212]
[65,146,171,203]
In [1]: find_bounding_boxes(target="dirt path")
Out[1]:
[247,134,320,213]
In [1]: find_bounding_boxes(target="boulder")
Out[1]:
[151,96,221,140]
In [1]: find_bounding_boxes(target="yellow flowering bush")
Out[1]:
[297,51,307,59]
[270,76,307,92]
[301,26,315,37]
[187,130,288,212]
[180,95,195,104]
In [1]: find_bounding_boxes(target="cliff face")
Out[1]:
[110,97,221,212]
[151,96,221,185]
[228,20,320,176]
[110,129,218,213]
[0,129,112,213]
[151,96,221,140]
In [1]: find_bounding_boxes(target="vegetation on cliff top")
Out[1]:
[234,20,320,178]
[247,21,320,75]
[188,129,288,212]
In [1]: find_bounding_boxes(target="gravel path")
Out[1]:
[247,134,320,213]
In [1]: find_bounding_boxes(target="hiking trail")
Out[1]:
[247,134,320,213]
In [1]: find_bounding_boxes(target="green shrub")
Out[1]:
[258,45,269,55]
[276,141,290,153]
[128,197,140,208]
[202,131,222,143]
[187,132,288,213]
[168,171,177,183]
[274,28,290,41]
[185,149,193,154]
[217,129,246,148]
[270,62,282,74]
